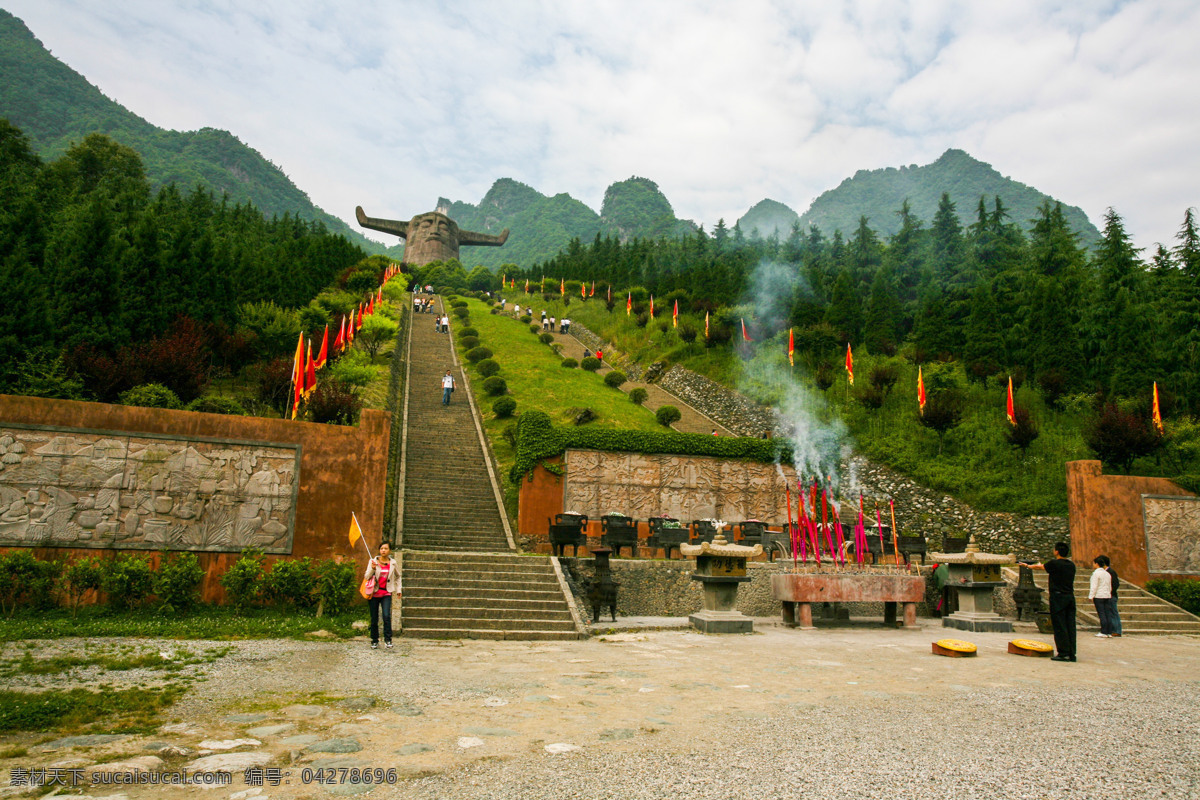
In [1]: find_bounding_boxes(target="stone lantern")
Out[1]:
[680,532,763,634]
[929,537,1015,633]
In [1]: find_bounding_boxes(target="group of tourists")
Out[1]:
[414,296,435,314]
[1025,542,1122,662]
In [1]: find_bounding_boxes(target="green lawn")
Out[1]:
[451,298,662,519]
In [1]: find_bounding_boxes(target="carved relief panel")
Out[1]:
[0,425,299,554]
[1143,495,1200,575]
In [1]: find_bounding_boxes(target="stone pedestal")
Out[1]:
[681,533,762,635]
[771,573,925,629]
[931,538,1015,633]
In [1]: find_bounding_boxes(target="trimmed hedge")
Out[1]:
[539,333,555,345]
[520,315,532,324]
[509,411,792,482]
[476,358,500,377]
[530,324,541,334]
[466,346,493,363]
[629,387,648,405]
[604,370,627,388]
[482,376,508,396]
[460,336,480,350]
[453,307,470,318]
[560,358,578,369]
[493,397,517,418]
[656,405,682,427]
[186,395,246,415]
[450,300,468,308]
[581,356,601,372]
[457,327,479,339]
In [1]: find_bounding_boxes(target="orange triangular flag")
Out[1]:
[348,513,363,547]
[334,315,345,353]
[788,328,794,367]
[315,324,329,370]
[845,343,854,385]
[626,292,632,316]
[704,311,709,340]
[291,332,305,419]
[917,366,926,415]
[560,277,565,294]
[590,281,595,297]
[304,342,317,398]
[741,318,752,342]
[1152,382,1164,434]
[673,300,678,328]
[582,282,586,299]
[1006,376,1015,425]
[650,296,655,318]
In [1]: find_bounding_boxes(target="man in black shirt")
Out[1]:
[1024,541,1077,661]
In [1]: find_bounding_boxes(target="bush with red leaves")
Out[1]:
[1086,403,1163,473]
[307,379,362,425]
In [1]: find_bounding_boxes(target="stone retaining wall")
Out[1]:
[657,365,774,437]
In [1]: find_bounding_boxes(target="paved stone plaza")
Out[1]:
[2,620,1198,799]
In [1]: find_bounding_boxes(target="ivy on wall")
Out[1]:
[510,410,793,482]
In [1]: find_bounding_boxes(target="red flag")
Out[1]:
[1153,382,1164,434]
[672,300,678,328]
[917,366,926,415]
[315,324,329,370]
[582,282,586,300]
[356,303,364,331]
[304,342,317,398]
[704,311,709,340]
[590,280,595,297]
[367,295,375,316]
[626,292,632,316]
[607,285,612,303]
[788,328,795,367]
[1006,376,1015,425]
[333,316,345,353]
[560,277,565,294]
[741,318,751,342]
[290,332,305,419]
[650,296,655,318]
[525,278,529,293]
[845,343,854,385]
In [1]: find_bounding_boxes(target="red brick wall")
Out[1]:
[1066,459,1195,585]
[0,394,389,602]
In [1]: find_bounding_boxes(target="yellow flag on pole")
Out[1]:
[348,513,363,547]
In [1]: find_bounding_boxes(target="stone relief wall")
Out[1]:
[563,449,795,521]
[1143,495,1200,575]
[0,425,298,554]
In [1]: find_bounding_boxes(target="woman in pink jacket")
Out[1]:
[363,543,401,649]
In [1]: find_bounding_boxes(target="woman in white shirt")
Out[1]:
[1088,556,1113,638]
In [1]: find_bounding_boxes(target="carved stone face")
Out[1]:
[404,212,461,265]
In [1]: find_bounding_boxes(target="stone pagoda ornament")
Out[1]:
[680,531,762,634]
[355,206,509,267]
[929,536,1016,633]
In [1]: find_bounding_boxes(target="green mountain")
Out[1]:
[0,9,384,253]
[795,148,1101,246]
[599,176,697,242]
[737,198,800,239]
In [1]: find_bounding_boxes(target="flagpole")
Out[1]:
[353,512,373,560]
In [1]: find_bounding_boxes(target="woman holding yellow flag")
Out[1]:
[349,513,401,650]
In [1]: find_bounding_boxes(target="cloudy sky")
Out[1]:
[6,0,1199,251]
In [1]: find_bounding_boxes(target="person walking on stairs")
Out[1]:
[442,370,456,405]
[363,542,400,649]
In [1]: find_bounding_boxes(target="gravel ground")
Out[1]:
[2,623,1198,800]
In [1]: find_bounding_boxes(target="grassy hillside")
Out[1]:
[0,9,384,254]
[798,148,1101,247]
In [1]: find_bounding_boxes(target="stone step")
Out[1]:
[404,552,554,564]
[404,577,560,593]
[405,567,560,582]
[401,543,510,554]
[403,605,575,622]
[405,588,568,603]
[404,596,569,611]
[400,627,580,641]
[401,614,578,631]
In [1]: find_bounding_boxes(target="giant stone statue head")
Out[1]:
[355,206,509,267]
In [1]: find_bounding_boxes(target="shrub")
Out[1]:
[853,384,885,409]
[678,324,697,343]
[458,327,479,339]
[581,356,601,372]
[355,314,399,359]
[539,333,555,345]
[328,348,376,388]
[466,346,493,363]
[256,356,296,411]
[0,551,57,615]
[482,376,508,396]
[264,558,317,609]
[315,559,357,617]
[119,383,182,410]
[573,408,597,425]
[918,390,965,454]
[604,370,627,389]
[63,556,103,617]
[185,395,246,415]
[529,324,541,334]
[561,358,578,369]
[476,359,500,377]
[154,552,204,612]
[221,549,265,611]
[238,301,301,359]
[815,362,835,392]
[459,336,480,350]
[1145,579,1200,615]
[493,396,517,418]
[452,307,470,318]
[656,405,682,427]
[1087,403,1162,473]
[520,315,532,324]
[308,379,363,425]
[101,554,155,610]
[1006,406,1040,453]
[868,363,899,396]
[450,300,468,309]
[629,387,648,405]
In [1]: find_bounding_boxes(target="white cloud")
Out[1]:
[4,0,1198,250]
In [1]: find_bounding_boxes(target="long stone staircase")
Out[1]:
[398,295,581,640]
[1011,568,1200,635]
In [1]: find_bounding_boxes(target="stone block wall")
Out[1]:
[0,394,390,603]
